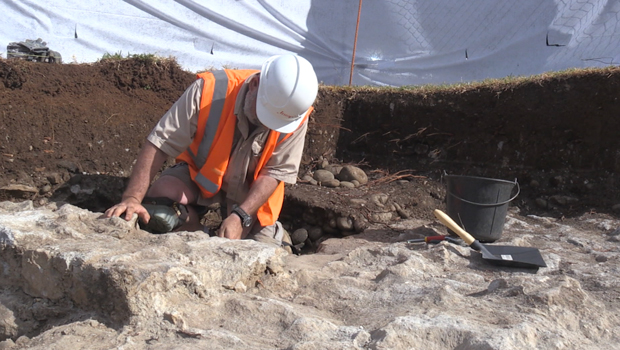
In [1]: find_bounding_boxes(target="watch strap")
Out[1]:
[231,204,252,227]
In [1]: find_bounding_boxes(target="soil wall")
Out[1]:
[322,71,620,175]
[2,58,620,217]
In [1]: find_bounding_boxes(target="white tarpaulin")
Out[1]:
[2,0,620,86]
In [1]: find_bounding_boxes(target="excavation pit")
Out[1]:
[2,58,620,348]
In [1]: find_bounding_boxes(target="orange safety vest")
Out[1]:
[176,69,312,226]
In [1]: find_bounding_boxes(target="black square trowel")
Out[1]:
[433,209,547,269]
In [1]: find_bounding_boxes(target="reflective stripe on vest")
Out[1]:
[192,70,228,169]
[186,70,229,193]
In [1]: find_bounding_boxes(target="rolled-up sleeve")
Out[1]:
[147,79,202,158]
[259,120,308,184]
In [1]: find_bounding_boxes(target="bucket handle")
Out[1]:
[446,178,520,207]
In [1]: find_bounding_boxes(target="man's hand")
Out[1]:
[218,214,244,240]
[217,176,279,240]
[104,196,151,223]
[103,141,168,224]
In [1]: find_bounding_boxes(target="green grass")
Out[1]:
[98,52,170,65]
[99,51,124,61]
[323,65,620,92]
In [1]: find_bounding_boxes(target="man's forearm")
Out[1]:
[239,175,279,215]
[122,141,169,202]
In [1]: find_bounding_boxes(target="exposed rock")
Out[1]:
[0,185,38,200]
[233,281,247,293]
[327,217,337,229]
[323,164,343,176]
[313,170,334,183]
[567,238,585,247]
[340,181,355,188]
[371,212,393,222]
[1,202,620,349]
[0,305,18,340]
[319,158,329,169]
[535,198,548,209]
[487,278,508,292]
[57,160,80,173]
[394,203,412,219]
[307,226,323,241]
[353,215,369,232]
[291,228,309,245]
[13,336,28,347]
[595,255,608,262]
[337,165,368,185]
[46,173,64,185]
[321,179,340,187]
[370,193,389,208]
[336,216,354,231]
[348,198,367,208]
[0,339,15,349]
[163,311,185,327]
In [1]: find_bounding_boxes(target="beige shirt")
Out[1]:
[147,75,307,203]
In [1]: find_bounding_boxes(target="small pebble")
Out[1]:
[340,181,355,188]
[313,169,334,182]
[308,226,323,241]
[321,179,340,187]
[488,278,508,292]
[336,216,354,231]
[292,228,309,245]
[535,198,548,209]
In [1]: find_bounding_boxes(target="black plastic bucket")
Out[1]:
[444,174,519,243]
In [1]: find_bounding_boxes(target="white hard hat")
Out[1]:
[256,54,318,133]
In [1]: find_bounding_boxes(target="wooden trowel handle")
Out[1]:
[433,209,476,246]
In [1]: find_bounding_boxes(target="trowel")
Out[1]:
[433,209,546,269]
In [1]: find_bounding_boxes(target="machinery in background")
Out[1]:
[7,38,62,63]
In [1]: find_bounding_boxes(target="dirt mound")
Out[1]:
[0,57,194,189]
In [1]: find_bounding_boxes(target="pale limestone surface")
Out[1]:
[0,201,619,349]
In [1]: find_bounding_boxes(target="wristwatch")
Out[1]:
[231,204,252,228]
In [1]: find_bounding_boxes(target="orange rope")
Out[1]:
[349,0,363,86]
